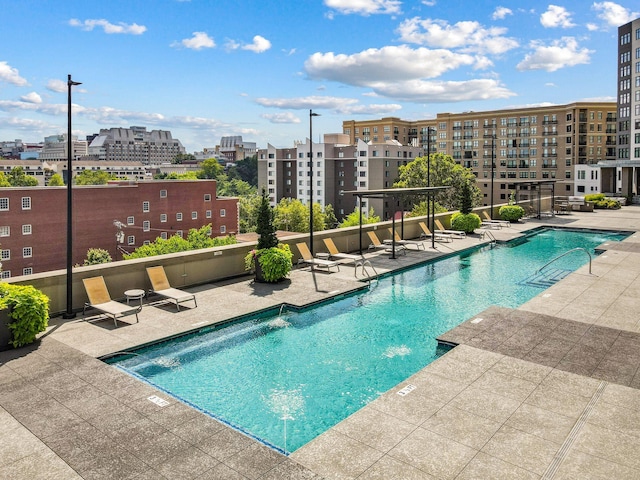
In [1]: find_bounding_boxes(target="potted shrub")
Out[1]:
[244,190,293,283]
[451,181,481,233]
[0,283,50,351]
[499,205,525,222]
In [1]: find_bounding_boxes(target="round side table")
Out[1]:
[124,289,145,306]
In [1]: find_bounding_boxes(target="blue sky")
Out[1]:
[1,0,638,152]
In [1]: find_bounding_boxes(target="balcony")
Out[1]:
[542,153,557,158]
[542,131,557,136]
[542,163,557,168]
[542,120,558,125]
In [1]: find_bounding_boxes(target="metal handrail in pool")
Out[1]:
[537,247,592,275]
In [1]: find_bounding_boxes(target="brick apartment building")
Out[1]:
[0,180,238,278]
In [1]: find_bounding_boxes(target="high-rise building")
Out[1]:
[605,17,640,197]
[343,102,616,204]
[86,126,185,164]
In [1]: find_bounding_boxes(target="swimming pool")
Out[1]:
[108,227,628,453]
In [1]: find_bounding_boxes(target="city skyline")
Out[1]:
[1,0,638,152]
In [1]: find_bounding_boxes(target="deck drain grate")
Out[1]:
[540,380,608,479]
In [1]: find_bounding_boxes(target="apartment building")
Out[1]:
[0,180,238,277]
[38,134,88,163]
[343,102,616,205]
[602,17,640,197]
[86,126,185,164]
[258,134,424,220]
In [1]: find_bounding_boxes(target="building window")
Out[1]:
[160,214,167,223]
[191,211,197,220]
[142,201,150,212]
[127,216,135,225]
[127,235,135,245]
[23,267,33,276]
[176,230,183,238]
[160,189,167,198]
[220,225,226,234]
[206,210,212,218]
[1,271,10,279]
[1,250,10,260]
[22,225,32,235]
[143,220,150,232]
[0,226,9,237]
[220,209,226,217]
[160,232,168,240]
[204,194,212,201]
[176,212,183,221]
[0,198,8,211]
[21,197,31,210]
[23,247,32,258]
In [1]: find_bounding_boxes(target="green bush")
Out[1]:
[499,205,525,221]
[594,199,621,209]
[451,212,481,233]
[584,193,605,202]
[245,244,293,283]
[0,284,50,348]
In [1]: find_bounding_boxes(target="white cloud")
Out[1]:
[20,92,42,104]
[492,7,512,20]
[422,1,436,6]
[540,5,575,28]
[305,45,475,86]
[397,18,518,54]
[46,79,67,93]
[255,95,402,115]
[68,18,146,35]
[261,112,301,124]
[517,37,592,72]
[172,32,216,50]
[0,116,61,132]
[244,35,271,53]
[586,23,599,31]
[323,0,401,16]
[0,61,28,86]
[0,100,71,116]
[592,2,638,27]
[367,79,515,102]
[227,35,272,53]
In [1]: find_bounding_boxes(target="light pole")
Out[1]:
[426,127,435,249]
[309,109,320,255]
[63,74,82,319]
[490,133,495,219]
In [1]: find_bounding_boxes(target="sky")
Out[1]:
[1,0,639,153]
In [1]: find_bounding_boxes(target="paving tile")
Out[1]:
[197,427,257,462]
[170,414,226,445]
[0,445,83,480]
[472,369,538,402]
[491,356,552,384]
[550,450,640,480]
[591,358,638,385]
[420,404,502,450]
[572,423,640,471]
[440,345,503,370]
[259,457,320,480]
[456,451,540,480]
[600,382,640,411]
[449,385,522,424]
[402,370,468,404]
[154,445,220,480]
[424,356,488,385]
[369,387,445,426]
[358,455,438,479]
[224,442,286,480]
[505,403,576,444]
[292,429,384,480]
[387,427,477,480]
[525,384,591,420]
[481,425,560,475]
[334,403,417,452]
[539,369,603,398]
[587,400,640,438]
[196,462,248,479]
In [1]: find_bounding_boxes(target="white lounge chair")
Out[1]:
[482,211,511,227]
[418,222,453,242]
[323,238,363,265]
[82,276,141,327]
[367,231,407,255]
[434,219,466,238]
[146,266,197,311]
[386,229,426,250]
[296,243,340,272]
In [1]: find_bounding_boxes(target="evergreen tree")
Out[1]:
[256,189,278,249]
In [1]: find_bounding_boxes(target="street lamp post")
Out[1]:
[63,74,82,319]
[309,109,320,255]
[426,127,435,249]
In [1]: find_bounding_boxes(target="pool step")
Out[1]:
[519,267,572,288]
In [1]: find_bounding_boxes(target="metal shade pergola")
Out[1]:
[506,180,557,218]
[341,186,450,259]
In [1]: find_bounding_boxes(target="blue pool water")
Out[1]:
[108,228,628,453]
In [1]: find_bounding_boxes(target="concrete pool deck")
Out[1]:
[2,207,640,479]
